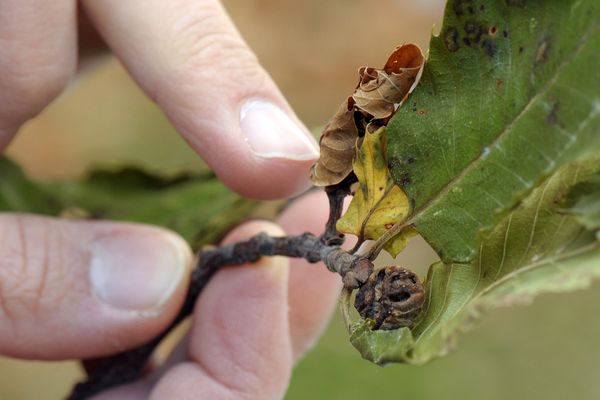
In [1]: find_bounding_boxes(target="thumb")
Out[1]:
[81,0,319,200]
[0,213,191,360]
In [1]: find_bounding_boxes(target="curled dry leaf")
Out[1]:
[310,44,425,187]
[310,97,358,187]
[353,43,425,120]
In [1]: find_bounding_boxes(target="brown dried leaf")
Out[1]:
[353,44,424,120]
[310,97,358,186]
[310,44,424,187]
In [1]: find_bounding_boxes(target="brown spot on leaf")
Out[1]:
[496,79,504,89]
[536,39,549,64]
[417,109,427,115]
[445,27,460,52]
[519,46,525,54]
[489,25,498,37]
[547,101,560,125]
[384,223,395,230]
[401,173,412,185]
[482,39,497,57]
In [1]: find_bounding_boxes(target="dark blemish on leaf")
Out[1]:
[489,25,498,37]
[412,102,417,112]
[406,157,415,164]
[536,39,549,64]
[519,46,524,54]
[480,4,485,11]
[464,21,480,34]
[481,39,496,57]
[463,37,472,46]
[464,21,486,44]
[467,6,475,15]
[453,0,467,16]
[401,173,412,186]
[379,186,384,191]
[384,223,395,230]
[547,100,560,125]
[444,27,460,52]
[387,156,401,171]
[553,191,565,204]
[502,29,509,38]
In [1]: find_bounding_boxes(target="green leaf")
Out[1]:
[353,157,600,365]
[0,157,258,249]
[352,0,600,364]
[0,157,61,214]
[387,0,600,264]
[336,127,411,256]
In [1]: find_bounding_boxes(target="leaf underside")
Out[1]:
[352,0,600,364]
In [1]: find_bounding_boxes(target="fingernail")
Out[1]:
[89,230,190,312]
[260,255,289,282]
[240,100,319,161]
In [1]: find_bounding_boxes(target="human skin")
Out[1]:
[0,1,340,398]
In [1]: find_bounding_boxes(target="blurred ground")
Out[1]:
[3,1,600,399]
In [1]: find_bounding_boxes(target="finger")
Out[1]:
[81,0,318,200]
[150,221,292,399]
[276,191,344,361]
[0,214,192,360]
[0,0,77,148]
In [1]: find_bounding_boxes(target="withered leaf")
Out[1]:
[353,44,425,120]
[310,97,358,186]
[336,126,411,256]
[310,44,424,187]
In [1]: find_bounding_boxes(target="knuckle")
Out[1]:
[165,4,269,93]
[0,215,71,322]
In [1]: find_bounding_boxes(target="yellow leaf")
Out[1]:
[336,126,411,256]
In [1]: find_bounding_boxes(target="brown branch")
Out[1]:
[68,176,426,400]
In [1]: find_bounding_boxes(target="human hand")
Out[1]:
[0,192,340,399]
[0,1,333,398]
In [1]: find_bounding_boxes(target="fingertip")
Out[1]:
[82,0,319,201]
[217,156,316,200]
[177,97,318,200]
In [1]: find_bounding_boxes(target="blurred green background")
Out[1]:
[2,1,600,399]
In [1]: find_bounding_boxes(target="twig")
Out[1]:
[68,176,428,400]
[69,231,372,399]
[68,181,358,399]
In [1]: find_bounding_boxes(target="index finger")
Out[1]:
[81,0,319,200]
